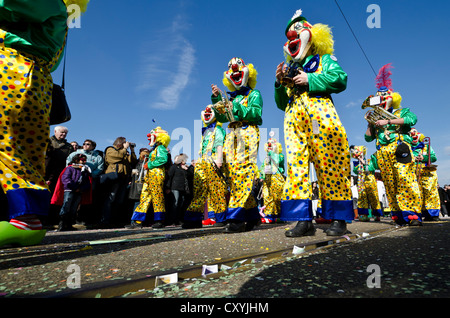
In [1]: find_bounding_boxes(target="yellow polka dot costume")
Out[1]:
[131,127,170,224]
[410,129,440,220]
[259,137,285,222]
[211,57,262,232]
[0,0,88,247]
[184,105,228,225]
[275,10,353,236]
[350,146,382,220]
[364,65,422,225]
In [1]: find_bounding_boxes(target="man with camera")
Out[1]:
[98,137,137,228]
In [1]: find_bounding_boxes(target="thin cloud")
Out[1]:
[345,99,363,108]
[136,14,195,110]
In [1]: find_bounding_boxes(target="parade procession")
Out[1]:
[0,0,449,301]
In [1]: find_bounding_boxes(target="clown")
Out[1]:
[0,0,89,247]
[364,64,422,226]
[259,134,285,223]
[211,57,262,233]
[274,9,353,237]
[128,127,170,228]
[350,145,382,221]
[409,129,440,221]
[183,105,228,228]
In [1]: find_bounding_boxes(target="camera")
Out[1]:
[129,143,136,148]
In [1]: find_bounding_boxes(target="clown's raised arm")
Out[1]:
[211,58,262,125]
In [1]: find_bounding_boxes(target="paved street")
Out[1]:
[0,217,449,300]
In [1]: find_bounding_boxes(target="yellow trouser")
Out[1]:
[132,167,165,221]
[223,122,259,221]
[418,166,440,218]
[281,93,353,221]
[0,29,55,218]
[185,157,227,222]
[357,173,382,216]
[375,141,422,222]
[262,173,285,219]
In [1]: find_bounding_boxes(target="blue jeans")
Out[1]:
[59,191,82,218]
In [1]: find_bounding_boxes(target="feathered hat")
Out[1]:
[375,63,402,109]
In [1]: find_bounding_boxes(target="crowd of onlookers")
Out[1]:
[37,126,195,231]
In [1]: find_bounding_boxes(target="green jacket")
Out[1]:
[211,89,263,125]
[148,145,168,170]
[364,108,417,146]
[275,54,347,111]
[411,143,437,164]
[260,150,285,179]
[200,125,226,157]
[0,0,67,67]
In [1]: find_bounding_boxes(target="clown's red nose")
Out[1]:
[231,64,239,72]
[286,30,297,41]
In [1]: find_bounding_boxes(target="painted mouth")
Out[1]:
[230,71,243,85]
[204,113,212,121]
[288,39,300,57]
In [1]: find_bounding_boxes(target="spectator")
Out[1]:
[66,139,104,178]
[45,125,75,226]
[66,139,104,225]
[99,137,137,228]
[70,141,80,151]
[311,181,319,217]
[128,148,150,213]
[45,126,75,193]
[51,154,92,231]
[166,154,190,225]
[185,160,195,211]
[445,184,450,216]
[438,184,449,217]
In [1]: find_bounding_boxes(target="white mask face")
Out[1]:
[225,57,249,90]
[201,105,216,125]
[283,21,312,63]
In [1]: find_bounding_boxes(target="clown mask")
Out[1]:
[225,58,249,90]
[350,145,366,160]
[147,130,157,147]
[409,128,421,145]
[201,105,216,125]
[376,87,394,110]
[265,138,277,153]
[284,14,312,63]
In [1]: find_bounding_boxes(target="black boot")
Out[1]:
[57,217,76,231]
[245,219,259,231]
[125,221,143,229]
[285,221,315,237]
[152,222,165,229]
[223,221,245,233]
[325,220,347,236]
[182,221,202,229]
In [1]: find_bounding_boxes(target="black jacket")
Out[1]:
[167,164,188,192]
[438,187,448,204]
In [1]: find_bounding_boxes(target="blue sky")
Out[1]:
[53,0,450,185]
